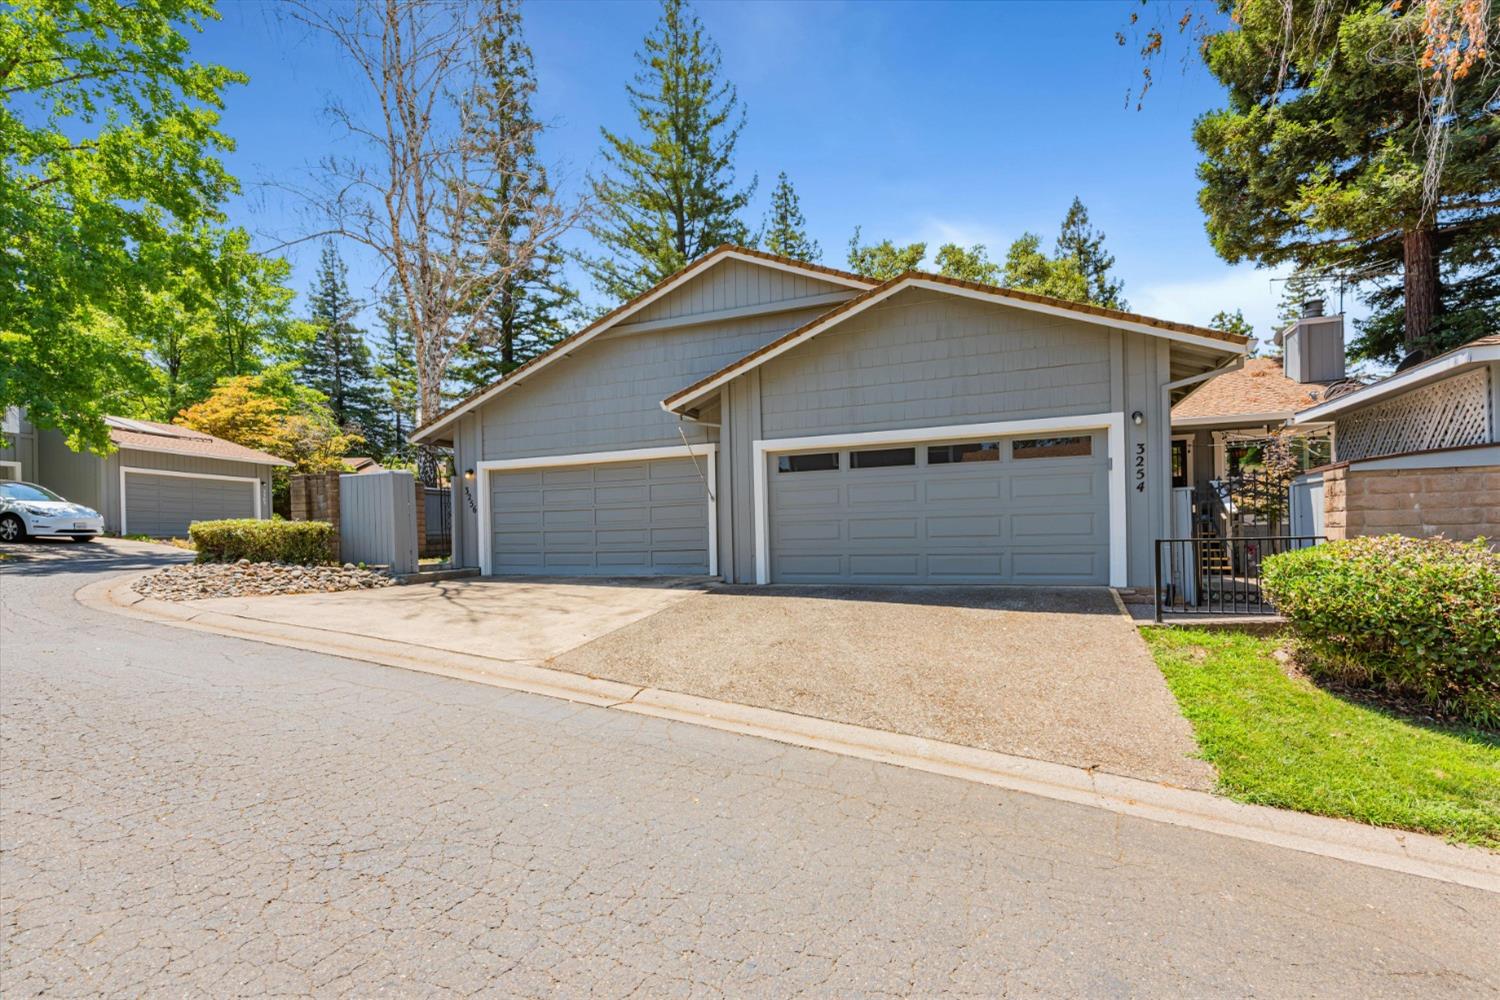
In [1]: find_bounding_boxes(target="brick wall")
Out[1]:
[290,472,342,561]
[1323,464,1500,544]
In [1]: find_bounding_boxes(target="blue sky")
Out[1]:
[197,0,1323,349]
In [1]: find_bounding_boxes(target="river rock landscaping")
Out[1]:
[133,560,395,601]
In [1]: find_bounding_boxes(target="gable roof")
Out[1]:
[1171,357,1332,425]
[1292,333,1500,424]
[105,417,293,467]
[661,272,1251,415]
[410,246,875,445]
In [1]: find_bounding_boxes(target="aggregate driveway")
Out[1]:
[553,585,1215,789]
[164,571,1213,788]
[3,541,1499,996]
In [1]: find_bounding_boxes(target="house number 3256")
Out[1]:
[1135,442,1147,493]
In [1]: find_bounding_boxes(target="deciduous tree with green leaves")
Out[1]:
[1,0,243,453]
[762,172,820,262]
[845,228,926,281]
[584,0,754,301]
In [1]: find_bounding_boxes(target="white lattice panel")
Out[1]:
[1335,367,1490,462]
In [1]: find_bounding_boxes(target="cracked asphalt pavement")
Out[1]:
[3,540,1498,997]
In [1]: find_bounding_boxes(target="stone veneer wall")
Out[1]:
[1323,464,1500,545]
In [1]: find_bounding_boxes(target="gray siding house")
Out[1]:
[413,246,1249,588]
[3,409,289,537]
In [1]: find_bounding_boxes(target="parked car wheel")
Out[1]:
[0,513,27,543]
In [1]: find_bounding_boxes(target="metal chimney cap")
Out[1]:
[1301,298,1325,318]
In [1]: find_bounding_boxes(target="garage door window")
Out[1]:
[778,452,839,473]
[1012,436,1092,459]
[849,447,915,469]
[927,442,999,464]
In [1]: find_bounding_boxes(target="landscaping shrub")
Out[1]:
[1261,535,1499,727]
[189,519,335,566]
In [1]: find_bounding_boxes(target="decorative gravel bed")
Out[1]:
[133,560,396,602]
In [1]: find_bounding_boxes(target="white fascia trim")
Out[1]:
[1293,346,1499,424]
[120,466,263,536]
[665,277,1248,415]
[415,251,873,445]
[1171,411,1295,429]
[1348,444,1500,471]
[474,443,720,577]
[751,413,1127,588]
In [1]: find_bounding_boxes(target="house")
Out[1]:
[412,245,1249,588]
[1288,334,1500,543]
[1170,302,1345,496]
[1,409,290,537]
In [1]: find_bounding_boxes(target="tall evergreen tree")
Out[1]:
[373,284,418,463]
[583,0,754,301]
[1193,0,1499,363]
[1053,198,1126,309]
[300,240,379,435]
[762,172,820,262]
[449,0,579,394]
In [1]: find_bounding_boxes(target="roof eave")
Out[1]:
[1292,344,1499,424]
[662,273,1248,416]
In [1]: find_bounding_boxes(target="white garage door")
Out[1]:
[769,431,1110,584]
[489,457,710,576]
[124,472,258,537]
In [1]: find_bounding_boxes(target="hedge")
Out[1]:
[1261,535,1499,727]
[189,519,336,566]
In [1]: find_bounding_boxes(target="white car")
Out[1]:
[0,480,105,542]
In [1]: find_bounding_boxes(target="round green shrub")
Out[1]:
[188,519,336,566]
[1261,535,1499,727]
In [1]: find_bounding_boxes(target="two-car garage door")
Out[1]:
[768,431,1110,585]
[123,472,258,538]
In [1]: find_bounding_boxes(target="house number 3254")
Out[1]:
[1135,442,1147,493]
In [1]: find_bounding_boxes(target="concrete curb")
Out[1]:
[79,572,1500,894]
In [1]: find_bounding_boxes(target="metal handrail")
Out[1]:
[1154,534,1324,621]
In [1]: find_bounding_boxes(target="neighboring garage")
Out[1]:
[768,431,1110,585]
[482,447,715,577]
[31,417,289,537]
[121,469,261,537]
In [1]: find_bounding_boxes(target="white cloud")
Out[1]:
[1132,264,1292,341]
[911,216,1012,254]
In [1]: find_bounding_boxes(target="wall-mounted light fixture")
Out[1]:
[464,468,475,481]
[1131,411,1144,426]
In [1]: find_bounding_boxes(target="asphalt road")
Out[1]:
[3,540,1497,998]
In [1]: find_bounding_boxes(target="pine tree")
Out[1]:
[762,172,819,262]
[300,240,380,437]
[583,0,754,301]
[1054,197,1126,309]
[373,284,418,462]
[447,0,579,394]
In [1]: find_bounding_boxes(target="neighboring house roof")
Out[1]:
[662,272,1250,416]
[1171,357,1331,426]
[1292,333,1500,424]
[105,417,293,467]
[342,456,384,473]
[410,245,876,445]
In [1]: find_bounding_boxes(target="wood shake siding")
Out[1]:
[629,259,852,324]
[479,306,835,460]
[757,290,1113,438]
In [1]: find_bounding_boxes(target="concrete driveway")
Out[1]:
[165,568,1211,789]
[553,585,1214,789]
[185,576,706,664]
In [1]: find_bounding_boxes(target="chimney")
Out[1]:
[1276,298,1345,383]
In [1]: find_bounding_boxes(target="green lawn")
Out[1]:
[1143,628,1500,850]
